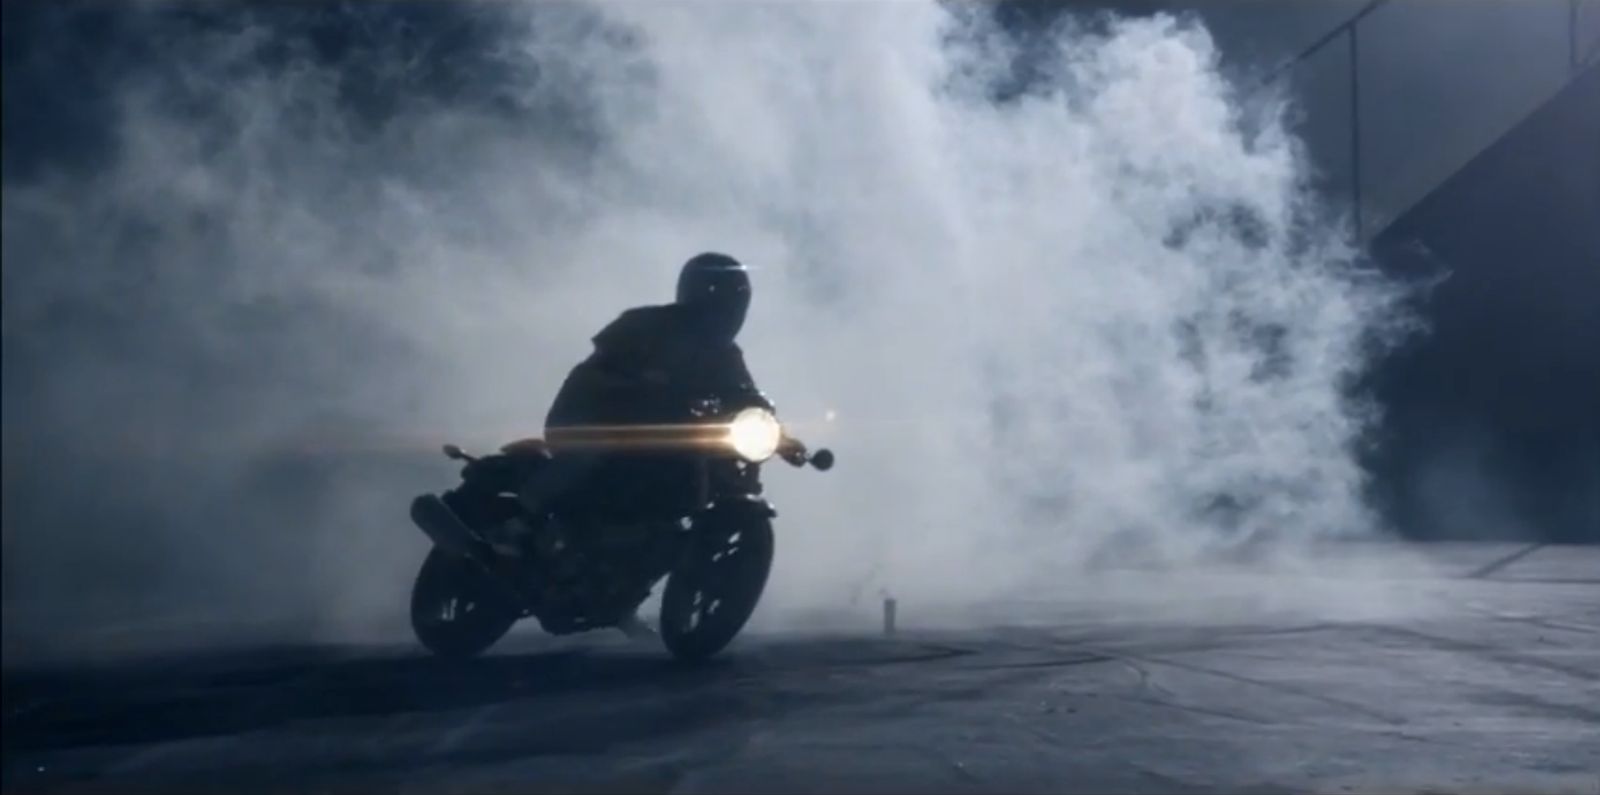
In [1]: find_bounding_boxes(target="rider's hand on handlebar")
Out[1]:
[778,436,809,466]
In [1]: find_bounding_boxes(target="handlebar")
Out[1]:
[779,438,834,471]
[443,409,834,472]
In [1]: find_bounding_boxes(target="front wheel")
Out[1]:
[410,548,518,659]
[659,517,774,662]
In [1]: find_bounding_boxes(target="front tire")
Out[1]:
[410,548,518,659]
[659,517,774,662]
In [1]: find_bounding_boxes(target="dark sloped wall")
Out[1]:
[1367,65,1600,543]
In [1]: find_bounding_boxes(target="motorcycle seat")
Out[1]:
[499,438,552,459]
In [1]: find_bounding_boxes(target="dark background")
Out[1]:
[4,0,1597,550]
[1365,65,1600,543]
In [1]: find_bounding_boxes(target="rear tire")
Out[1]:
[410,548,518,659]
[659,517,774,662]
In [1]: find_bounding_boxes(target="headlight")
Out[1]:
[726,407,783,462]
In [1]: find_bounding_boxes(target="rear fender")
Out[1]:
[499,438,552,458]
[458,450,548,502]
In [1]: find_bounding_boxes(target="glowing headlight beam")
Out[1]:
[726,407,783,463]
[539,409,786,463]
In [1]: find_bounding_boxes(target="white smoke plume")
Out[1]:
[1,1,1418,658]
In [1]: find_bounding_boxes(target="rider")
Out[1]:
[545,251,770,432]
[485,252,774,556]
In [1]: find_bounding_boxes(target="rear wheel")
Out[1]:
[410,548,518,659]
[659,517,774,662]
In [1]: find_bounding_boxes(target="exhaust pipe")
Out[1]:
[410,494,532,610]
[410,494,488,561]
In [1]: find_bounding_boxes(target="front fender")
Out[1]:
[703,493,777,521]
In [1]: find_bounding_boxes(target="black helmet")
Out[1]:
[676,252,750,343]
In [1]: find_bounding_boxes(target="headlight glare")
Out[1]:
[727,408,783,462]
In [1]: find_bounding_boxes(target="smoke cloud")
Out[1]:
[1,1,1420,660]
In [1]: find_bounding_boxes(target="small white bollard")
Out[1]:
[882,596,897,636]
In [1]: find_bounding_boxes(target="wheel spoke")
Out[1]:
[412,550,516,658]
[659,520,772,660]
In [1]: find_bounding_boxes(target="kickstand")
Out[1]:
[616,614,658,641]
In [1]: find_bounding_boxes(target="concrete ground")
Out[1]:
[2,542,1596,794]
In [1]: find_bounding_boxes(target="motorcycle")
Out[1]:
[406,400,834,662]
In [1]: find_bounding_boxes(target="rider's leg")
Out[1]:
[476,455,599,557]
[481,453,608,558]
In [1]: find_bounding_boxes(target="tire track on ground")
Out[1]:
[1361,625,1599,683]
[1097,651,1408,726]
[1466,544,1545,579]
